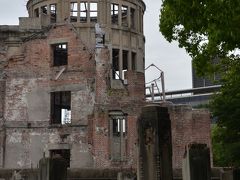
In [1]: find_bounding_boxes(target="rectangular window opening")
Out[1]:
[41,5,48,15]
[110,112,127,161]
[51,91,71,125]
[121,5,128,27]
[90,2,98,22]
[50,4,57,23]
[50,149,70,167]
[122,50,128,80]
[52,43,68,66]
[131,52,136,71]
[80,2,88,23]
[112,49,120,80]
[130,8,135,29]
[112,118,126,136]
[111,4,119,24]
[34,8,40,17]
[140,12,143,32]
[70,2,78,22]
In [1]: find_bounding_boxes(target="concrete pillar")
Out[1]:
[182,143,211,180]
[138,104,173,180]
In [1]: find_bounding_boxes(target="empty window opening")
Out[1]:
[110,111,127,161]
[41,5,48,15]
[112,49,120,79]
[113,118,126,136]
[52,43,68,66]
[131,52,136,71]
[80,2,88,23]
[139,12,143,32]
[50,4,57,23]
[143,57,145,70]
[122,50,128,79]
[90,3,98,22]
[51,91,71,125]
[61,109,71,124]
[130,8,135,29]
[121,5,128,27]
[34,8,40,17]
[70,2,78,22]
[50,149,70,167]
[111,4,119,24]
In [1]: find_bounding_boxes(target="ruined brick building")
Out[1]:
[0,0,211,176]
[0,0,145,169]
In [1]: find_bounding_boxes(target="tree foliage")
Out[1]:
[160,0,240,75]
[159,0,240,167]
[210,64,240,167]
[211,124,231,167]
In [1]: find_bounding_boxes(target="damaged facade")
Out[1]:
[0,0,211,176]
[0,0,145,169]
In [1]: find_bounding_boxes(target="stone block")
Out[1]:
[138,104,173,180]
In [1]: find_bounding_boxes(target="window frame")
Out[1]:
[34,8,40,17]
[41,5,48,15]
[70,2,78,22]
[121,5,128,27]
[80,2,88,23]
[130,8,136,29]
[112,49,120,80]
[131,52,136,71]
[122,50,129,80]
[50,91,71,125]
[50,4,57,23]
[89,2,98,22]
[111,3,119,24]
[52,43,68,67]
[109,111,127,161]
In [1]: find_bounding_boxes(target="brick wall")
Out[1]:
[0,23,211,171]
[1,24,146,169]
[0,81,5,119]
[169,105,211,169]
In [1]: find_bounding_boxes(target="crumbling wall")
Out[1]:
[2,25,96,169]
[0,81,5,120]
[1,24,146,170]
[169,105,211,169]
[4,127,93,168]
[90,47,145,168]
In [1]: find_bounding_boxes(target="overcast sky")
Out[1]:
[0,0,192,91]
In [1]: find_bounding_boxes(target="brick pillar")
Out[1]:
[95,47,110,104]
[182,143,211,180]
[138,104,173,180]
[125,70,145,100]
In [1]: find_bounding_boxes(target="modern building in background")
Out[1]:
[192,61,221,88]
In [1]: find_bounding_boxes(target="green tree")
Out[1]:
[211,124,230,167]
[159,0,240,166]
[210,64,240,167]
[160,0,240,75]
